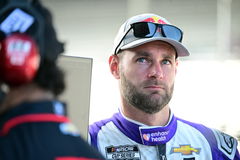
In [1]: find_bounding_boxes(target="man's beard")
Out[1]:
[120,73,174,114]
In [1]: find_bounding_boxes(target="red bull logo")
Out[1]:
[142,16,167,24]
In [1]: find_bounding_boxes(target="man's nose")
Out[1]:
[147,62,164,79]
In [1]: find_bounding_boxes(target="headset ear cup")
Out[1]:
[0,33,40,86]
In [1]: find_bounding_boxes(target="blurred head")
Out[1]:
[109,13,189,114]
[0,0,65,96]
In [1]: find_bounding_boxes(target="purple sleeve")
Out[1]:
[234,149,240,160]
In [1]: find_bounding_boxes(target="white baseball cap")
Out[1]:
[113,13,190,57]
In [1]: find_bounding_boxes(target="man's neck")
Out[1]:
[121,102,171,126]
[0,83,54,115]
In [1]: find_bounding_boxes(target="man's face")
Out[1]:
[117,41,178,114]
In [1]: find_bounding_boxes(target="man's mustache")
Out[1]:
[142,80,166,88]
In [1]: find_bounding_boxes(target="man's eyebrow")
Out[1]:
[133,51,176,59]
[134,51,151,57]
[162,54,175,59]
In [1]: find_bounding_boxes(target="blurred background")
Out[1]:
[42,0,240,140]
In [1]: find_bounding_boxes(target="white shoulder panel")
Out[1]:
[212,129,238,159]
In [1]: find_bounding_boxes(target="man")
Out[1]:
[0,0,104,159]
[89,13,240,160]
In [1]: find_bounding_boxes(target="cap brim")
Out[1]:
[120,37,190,57]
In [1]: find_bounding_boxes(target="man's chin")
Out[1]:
[149,92,164,99]
[139,107,162,114]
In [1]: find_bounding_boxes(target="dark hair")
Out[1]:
[31,0,65,96]
[32,0,64,61]
[34,58,65,97]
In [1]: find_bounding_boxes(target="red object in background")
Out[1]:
[0,33,40,86]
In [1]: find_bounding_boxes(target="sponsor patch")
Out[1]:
[212,129,237,159]
[0,8,34,34]
[139,126,173,145]
[53,101,65,115]
[59,123,80,136]
[170,145,200,155]
[105,145,140,160]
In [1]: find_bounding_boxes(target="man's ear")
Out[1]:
[109,55,120,79]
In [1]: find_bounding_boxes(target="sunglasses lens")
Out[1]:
[133,23,156,38]
[162,25,182,42]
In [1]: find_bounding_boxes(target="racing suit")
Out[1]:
[89,111,240,160]
[0,100,104,160]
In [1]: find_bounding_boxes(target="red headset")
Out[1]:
[0,0,44,86]
[0,33,40,86]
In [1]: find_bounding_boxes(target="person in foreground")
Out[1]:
[89,13,240,160]
[0,0,104,159]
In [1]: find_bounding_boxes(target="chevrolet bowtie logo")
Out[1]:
[171,145,201,155]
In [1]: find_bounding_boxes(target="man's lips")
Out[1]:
[143,80,166,91]
[144,85,164,91]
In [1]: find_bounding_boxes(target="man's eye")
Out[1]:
[137,57,148,63]
[162,59,171,65]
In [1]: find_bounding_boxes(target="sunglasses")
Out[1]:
[115,22,183,54]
